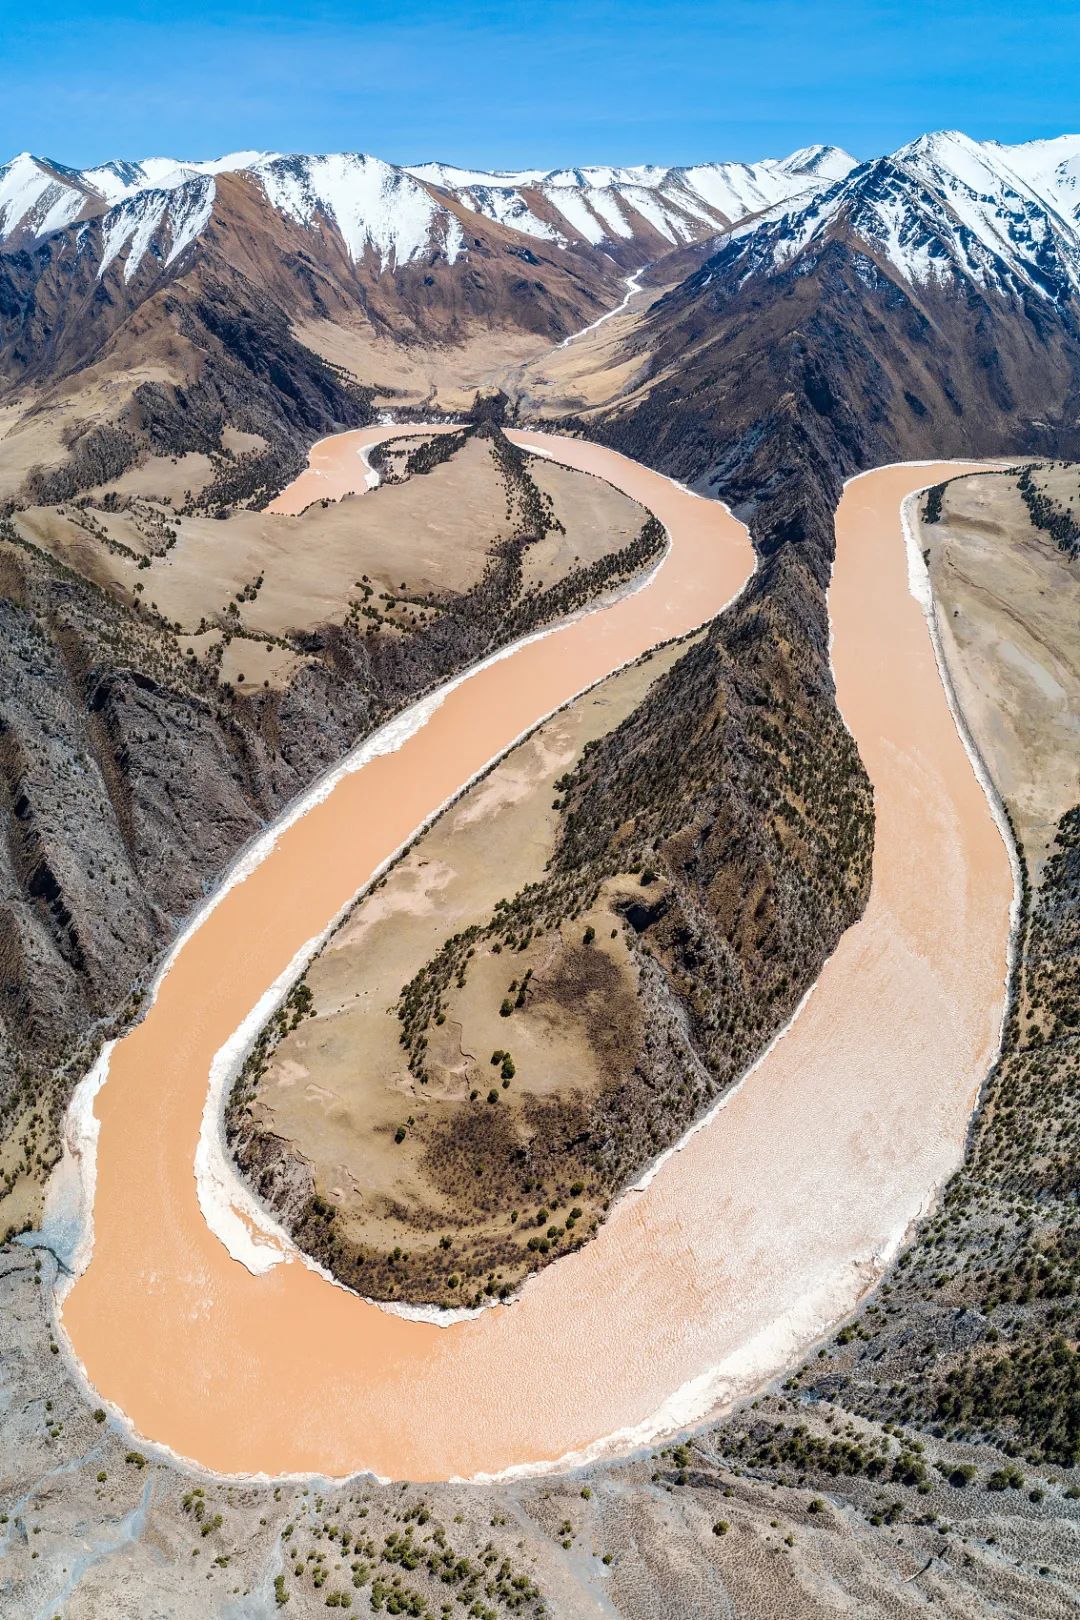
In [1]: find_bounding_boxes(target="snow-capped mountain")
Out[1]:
[988,133,1080,227]
[773,145,858,182]
[0,143,856,268]
[10,130,1080,302]
[0,153,98,241]
[63,154,470,284]
[725,130,1080,302]
[9,125,1080,518]
[588,130,1080,507]
[0,148,635,415]
[0,151,266,245]
[407,149,858,246]
[79,151,269,204]
[93,178,217,283]
[246,153,466,270]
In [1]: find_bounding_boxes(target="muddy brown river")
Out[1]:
[56,433,1012,1482]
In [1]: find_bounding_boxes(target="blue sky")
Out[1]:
[4,0,1079,169]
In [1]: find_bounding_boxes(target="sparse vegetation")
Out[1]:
[0,423,654,1224]
[1016,463,1080,559]
[777,805,1080,1467]
[229,481,873,1305]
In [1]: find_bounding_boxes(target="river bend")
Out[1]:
[55,433,1011,1482]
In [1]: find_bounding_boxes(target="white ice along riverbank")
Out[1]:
[495,460,1027,1484]
[52,591,667,1323]
[466,1245,905,1484]
[896,472,1024,1081]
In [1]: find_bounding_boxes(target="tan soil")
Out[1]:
[58,445,1010,1485]
[0,362,182,501]
[79,451,219,502]
[75,426,270,504]
[521,456,646,589]
[496,287,672,419]
[13,433,644,674]
[920,469,1080,874]
[294,317,558,413]
[217,634,310,692]
[242,635,694,1267]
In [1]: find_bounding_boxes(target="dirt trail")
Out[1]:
[56,440,1010,1483]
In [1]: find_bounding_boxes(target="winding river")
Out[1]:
[53,431,1012,1483]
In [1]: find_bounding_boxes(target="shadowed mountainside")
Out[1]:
[0,426,658,1228]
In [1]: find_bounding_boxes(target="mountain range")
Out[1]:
[6,130,1080,293]
[4,128,1080,517]
[544,129,1080,524]
[0,143,858,261]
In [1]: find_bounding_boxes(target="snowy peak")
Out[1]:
[12,134,1080,302]
[407,150,849,251]
[891,129,1038,206]
[675,160,812,224]
[76,151,469,282]
[0,152,96,243]
[0,144,852,267]
[0,150,274,247]
[989,133,1080,225]
[82,151,271,204]
[94,176,216,283]
[724,128,1080,303]
[541,164,670,190]
[249,152,466,270]
[407,162,550,190]
[775,144,857,181]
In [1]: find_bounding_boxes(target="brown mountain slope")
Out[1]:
[593,243,1080,495]
[0,171,627,507]
[524,148,1080,506]
[0,426,662,1233]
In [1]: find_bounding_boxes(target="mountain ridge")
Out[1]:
[7,131,1080,264]
[8,124,1080,521]
[723,129,1080,300]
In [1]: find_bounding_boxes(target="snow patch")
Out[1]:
[252,152,445,269]
[459,184,564,242]
[97,178,214,281]
[0,153,86,241]
[541,185,607,244]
